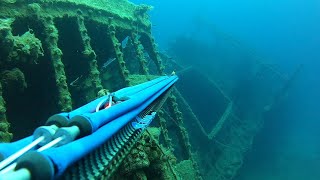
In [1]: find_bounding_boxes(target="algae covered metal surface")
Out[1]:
[0,0,201,179]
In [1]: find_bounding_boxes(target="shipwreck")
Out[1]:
[0,0,301,179]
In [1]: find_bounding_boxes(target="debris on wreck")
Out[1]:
[165,28,302,179]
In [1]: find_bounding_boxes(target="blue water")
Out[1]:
[133,0,320,179]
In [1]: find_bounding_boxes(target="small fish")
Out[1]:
[70,75,83,87]
[102,58,116,69]
[121,36,129,49]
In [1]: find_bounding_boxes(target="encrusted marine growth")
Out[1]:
[157,110,174,151]
[8,31,44,65]
[0,18,13,66]
[0,68,27,142]
[0,0,203,178]
[116,127,178,180]
[142,35,165,74]
[166,94,202,179]
[108,24,130,86]
[77,15,104,100]
[209,112,263,179]
[1,68,27,93]
[42,17,72,111]
[0,18,43,66]
[131,32,149,75]
[0,83,12,142]
[0,18,43,142]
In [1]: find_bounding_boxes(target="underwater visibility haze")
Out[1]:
[0,0,319,179]
[134,0,320,179]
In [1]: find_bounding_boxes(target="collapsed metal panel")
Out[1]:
[162,19,302,177]
[176,69,232,137]
[168,57,299,179]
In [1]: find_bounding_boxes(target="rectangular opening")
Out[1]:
[4,17,59,140]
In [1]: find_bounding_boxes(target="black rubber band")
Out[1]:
[46,114,69,127]
[68,115,93,137]
[15,151,54,180]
